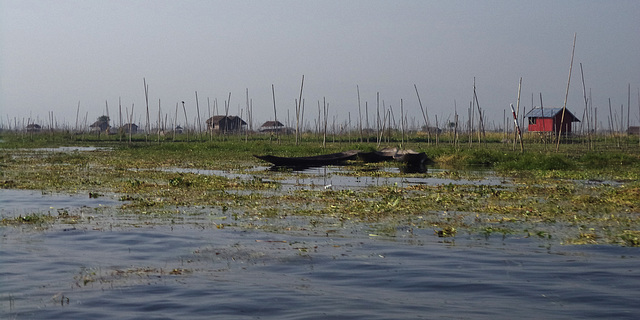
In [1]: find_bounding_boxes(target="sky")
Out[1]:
[1,0,639,131]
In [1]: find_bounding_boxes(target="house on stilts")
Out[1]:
[525,107,580,135]
[206,115,247,133]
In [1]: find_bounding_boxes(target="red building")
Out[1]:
[525,107,580,134]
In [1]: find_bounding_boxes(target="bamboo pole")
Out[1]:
[473,78,486,144]
[414,84,430,143]
[300,99,305,140]
[295,75,304,145]
[556,32,576,151]
[454,100,459,149]
[75,101,80,133]
[400,99,405,148]
[579,63,592,149]
[627,83,631,133]
[365,102,369,143]
[195,91,202,140]
[208,97,212,141]
[245,89,249,142]
[376,92,380,145]
[540,93,547,146]
[173,102,178,142]
[271,84,279,144]
[157,99,161,143]
[510,104,524,153]
[513,78,522,150]
[143,78,150,142]
[181,101,189,142]
[357,85,363,142]
[224,92,231,137]
[128,104,134,144]
[323,98,328,148]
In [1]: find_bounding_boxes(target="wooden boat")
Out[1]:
[254,150,360,167]
[359,148,433,167]
[394,150,430,173]
[393,150,429,165]
[357,147,398,163]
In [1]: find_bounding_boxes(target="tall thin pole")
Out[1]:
[272,84,279,144]
[627,83,631,133]
[579,63,592,149]
[514,77,522,150]
[119,98,122,142]
[157,99,161,143]
[75,101,80,133]
[296,75,304,145]
[195,91,202,140]
[400,99,405,148]
[323,98,328,148]
[182,101,189,142]
[144,78,150,142]
[414,84,430,142]
[540,93,546,146]
[173,102,178,141]
[511,104,524,153]
[376,92,380,145]
[357,85,363,143]
[556,32,577,151]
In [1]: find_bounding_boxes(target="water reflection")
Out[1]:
[0,189,123,218]
[160,165,511,191]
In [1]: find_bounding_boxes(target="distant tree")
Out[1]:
[97,115,110,123]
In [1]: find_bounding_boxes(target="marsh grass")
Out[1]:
[1,131,639,245]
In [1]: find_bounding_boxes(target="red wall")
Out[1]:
[528,118,555,132]
[528,116,573,133]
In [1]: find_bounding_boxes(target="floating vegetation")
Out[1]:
[1,134,639,245]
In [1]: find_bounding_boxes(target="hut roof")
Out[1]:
[206,115,246,125]
[260,121,284,127]
[525,108,580,122]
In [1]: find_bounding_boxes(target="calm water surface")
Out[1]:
[1,183,639,319]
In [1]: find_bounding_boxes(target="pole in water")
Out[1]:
[510,104,524,153]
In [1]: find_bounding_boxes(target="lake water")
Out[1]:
[2,183,639,319]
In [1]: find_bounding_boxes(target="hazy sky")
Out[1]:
[1,0,639,130]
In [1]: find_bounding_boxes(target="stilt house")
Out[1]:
[206,116,247,133]
[526,107,580,134]
[258,120,288,133]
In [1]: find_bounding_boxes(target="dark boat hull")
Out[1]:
[357,148,398,163]
[254,150,359,167]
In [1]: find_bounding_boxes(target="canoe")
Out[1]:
[394,150,430,173]
[359,148,433,167]
[357,147,398,163]
[393,150,429,165]
[254,150,360,167]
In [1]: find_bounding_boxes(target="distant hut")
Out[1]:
[206,115,247,133]
[526,107,580,134]
[121,123,138,134]
[26,123,42,132]
[89,120,110,133]
[258,120,290,133]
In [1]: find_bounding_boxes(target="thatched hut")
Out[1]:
[206,116,247,133]
[120,123,138,134]
[90,121,109,133]
[259,120,292,133]
[26,123,42,132]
